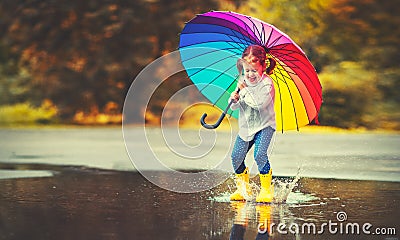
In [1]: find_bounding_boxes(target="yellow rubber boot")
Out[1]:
[230,168,251,201]
[256,169,274,203]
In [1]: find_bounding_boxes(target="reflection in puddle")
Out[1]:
[0,170,54,179]
[0,164,399,240]
[209,174,324,239]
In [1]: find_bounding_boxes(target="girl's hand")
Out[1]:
[231,82,247,103]
[238,82,247,90]
[230,91,240,103]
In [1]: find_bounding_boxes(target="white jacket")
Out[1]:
[230,74,276,141]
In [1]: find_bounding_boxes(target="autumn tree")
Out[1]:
[0,0,217,121]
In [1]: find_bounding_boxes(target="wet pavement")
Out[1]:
[0,127,399,239]
[0,165,399,239]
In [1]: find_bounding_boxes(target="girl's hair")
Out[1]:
[241,45,276,75]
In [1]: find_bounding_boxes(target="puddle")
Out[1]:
[0,170,55,179]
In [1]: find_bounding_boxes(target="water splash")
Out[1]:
[209,191,232,203]
[272,168,301,203]
[209,168,319,204]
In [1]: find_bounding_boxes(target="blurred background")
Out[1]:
[1,3,399,238]
[0,0,399,130]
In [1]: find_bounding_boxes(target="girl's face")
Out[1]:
[242,55,264,85]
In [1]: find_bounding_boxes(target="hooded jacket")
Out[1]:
[230,74,276,141]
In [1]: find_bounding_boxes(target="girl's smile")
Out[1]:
[242,59,263,86]
[245,69,260,84]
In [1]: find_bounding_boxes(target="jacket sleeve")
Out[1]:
[230,98,240,110]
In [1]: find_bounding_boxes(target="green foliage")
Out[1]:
[315,0,400,129]
[317,0,400,69]
[319,62,379,128]
[0,100,58,125]
[0,41,32,105]
[318,61,399,130]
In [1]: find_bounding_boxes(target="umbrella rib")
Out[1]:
[273,53,307,77]
[223,31,252,51]
[221,12,261,46]
[197,63,237,94]
[180,38,247,50]
[226,29,252,49]
[267,35,284,49]
[219,12,260,45]
[273,49,323,102]
[215,13,254,47]
[185,54,237,80]
[180,32,251,53]
[179,34,248,48]
[211,74,240,107]
[273,62,301,131]
[247,16,262,46]
[272,56,297,75]
[264,28,274,48]
[272,47,306,60]
[273,52,320,123]
[193,13,259,43]
[261,21,267,45]
[268,44,323,102]
[272,76,285,133]
[181,14,259,48]
[281,66,314,125]
[181,47,240,63]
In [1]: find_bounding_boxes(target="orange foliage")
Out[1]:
[73,101,122,125]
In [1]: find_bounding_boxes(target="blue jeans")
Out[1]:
[231,127,275,174]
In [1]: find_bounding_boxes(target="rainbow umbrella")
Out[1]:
[179,11,322,131]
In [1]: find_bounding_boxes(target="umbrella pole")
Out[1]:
[200,99,235,129]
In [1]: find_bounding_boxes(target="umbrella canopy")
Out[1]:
[179,11,322,131]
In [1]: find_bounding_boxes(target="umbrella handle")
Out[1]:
[200,99,235,129]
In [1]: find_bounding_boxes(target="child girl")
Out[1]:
[229,45,276,203]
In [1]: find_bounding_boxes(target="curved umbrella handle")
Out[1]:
[200,99,235,129]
